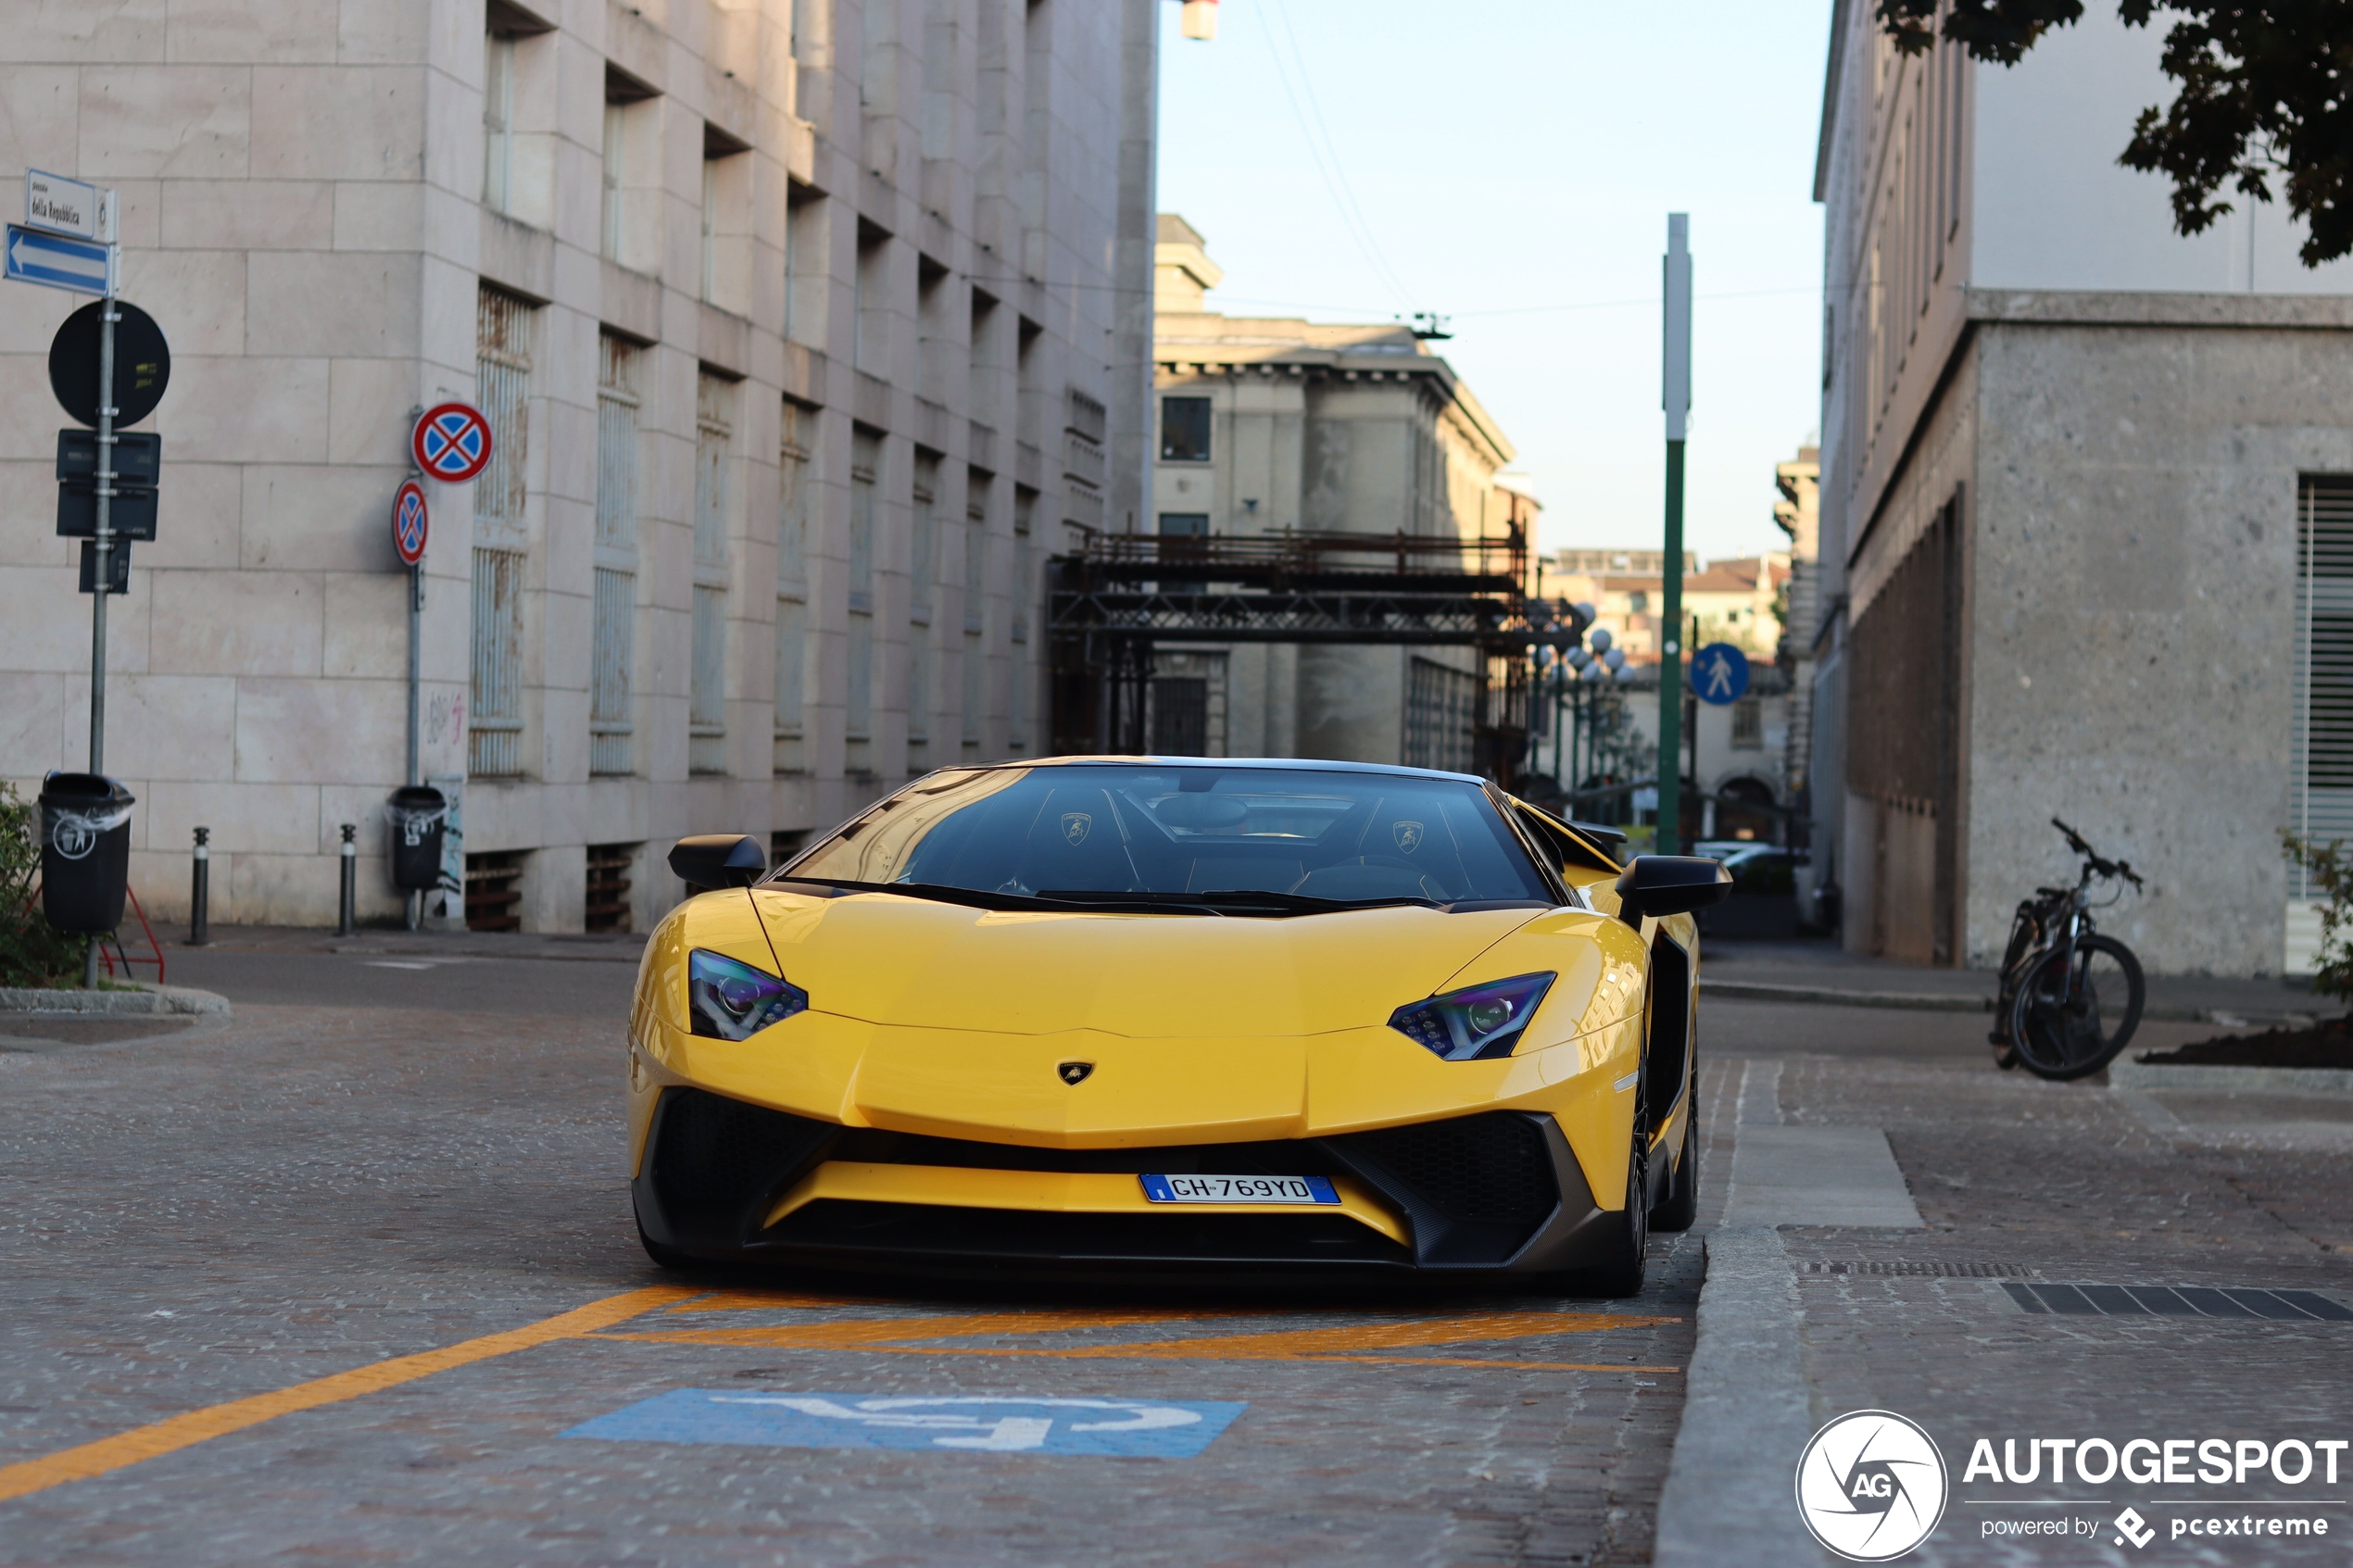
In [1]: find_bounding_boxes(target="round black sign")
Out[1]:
[49,300,171,429]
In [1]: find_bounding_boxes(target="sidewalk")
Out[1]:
[1658,995,2353,1565]
[1701,936,2322,1024]
[143,922,648,965]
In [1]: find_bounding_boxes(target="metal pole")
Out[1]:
[337,822,358,935]
[1657,213,1692,857]
[188,827,210,946]
[82,193,120,990]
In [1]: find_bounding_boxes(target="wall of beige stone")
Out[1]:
[0,0,1157,933]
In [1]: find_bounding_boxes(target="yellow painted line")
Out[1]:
[597,1306,1251,1351]
[592,1308,1672,1362]
[0,1286,697,1506]
[861,1344,1683,1374]
[661,1289,887,1315]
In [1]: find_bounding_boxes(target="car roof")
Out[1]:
[941,755,1491,786]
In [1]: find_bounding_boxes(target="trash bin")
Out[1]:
[386,785,447,892]
[39,772,134,934]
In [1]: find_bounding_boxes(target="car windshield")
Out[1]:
[780,765,1557,912]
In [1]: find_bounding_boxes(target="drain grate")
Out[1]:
[2005,1284,2353,1321]
[1803,1261,2035,1278]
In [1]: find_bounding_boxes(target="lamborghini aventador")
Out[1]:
[626,759,1728,1295]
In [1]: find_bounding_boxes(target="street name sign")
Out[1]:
[24,170,101,240]
[50,301,170,427]
[393,480,429,565]
[411,402,493,483]
[6,224,109,295]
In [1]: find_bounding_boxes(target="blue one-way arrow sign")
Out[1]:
[6,224,110,295]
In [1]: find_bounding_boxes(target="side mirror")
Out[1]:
[1613,855,1732,925]
[670,834,766,894]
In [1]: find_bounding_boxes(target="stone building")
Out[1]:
[1148,215,1532,769]
[1773,445,1819,861]
[0,0,1159,932]
[1815,2,2353,972]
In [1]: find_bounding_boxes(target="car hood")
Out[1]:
[749,887,1542,1037]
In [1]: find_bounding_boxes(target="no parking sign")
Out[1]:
[410,401,492,483]
[391,480,428,565]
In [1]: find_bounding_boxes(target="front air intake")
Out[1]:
[1324,1111,1561,1266]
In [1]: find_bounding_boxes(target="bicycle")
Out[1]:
[1990,818,2147,1081]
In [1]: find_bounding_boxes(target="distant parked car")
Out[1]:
[1692,843,1806,936]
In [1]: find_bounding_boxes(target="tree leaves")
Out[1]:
[1872,2,2353,266]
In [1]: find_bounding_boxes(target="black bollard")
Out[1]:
[187,826,210,947]
[336,822,358,936]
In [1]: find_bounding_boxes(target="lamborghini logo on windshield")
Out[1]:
[1393,821,1426,853]
[1058,1061,1094,1085]
[1061,812,1092,846]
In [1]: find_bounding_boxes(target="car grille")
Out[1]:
[637,1089,1563,1269]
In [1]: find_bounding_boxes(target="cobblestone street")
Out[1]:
[6,947,2349,1565]
[0,947,1693,1568]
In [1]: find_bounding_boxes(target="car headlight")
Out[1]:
[686,948,809,1040]
[1388,972,1555,1061]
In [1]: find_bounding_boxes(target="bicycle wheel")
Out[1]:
[2009,935,2145,1080]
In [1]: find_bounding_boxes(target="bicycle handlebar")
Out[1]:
[2049,816,2144,890]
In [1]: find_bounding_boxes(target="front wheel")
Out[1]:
[2010,935,2145,1081]
[1649,1105,1698,1232]
[1588,1135,1650,1297]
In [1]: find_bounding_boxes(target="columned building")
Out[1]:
[0,0,1159,932]
[1149,216,1532,770]
[1816,2,2353,972]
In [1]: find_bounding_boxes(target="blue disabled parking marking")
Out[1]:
[560,1390,1247,1458]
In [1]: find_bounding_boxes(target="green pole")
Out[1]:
[1656,213,1692,857]
[1658,442,1685,854]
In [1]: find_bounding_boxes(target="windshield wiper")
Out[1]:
[1041,887,1442,918]
[770,877,1218,915]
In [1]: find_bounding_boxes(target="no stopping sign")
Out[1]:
[411,402,492,483]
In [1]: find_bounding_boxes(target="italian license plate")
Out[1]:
[1139,1173,1340,1206]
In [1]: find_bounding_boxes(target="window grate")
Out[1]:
[470,547,524,777]
[585,843,635,934]
[2293,476,2353,895]
[590,567,634,775]
[465,850,524,932]
[1404,658,1480,775]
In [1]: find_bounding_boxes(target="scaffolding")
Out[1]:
[1047,526,1550,785]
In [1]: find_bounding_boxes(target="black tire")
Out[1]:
[1649,1104,1698,1232]
[1589,1133,1650,1298]
[2009,935,2145,1081]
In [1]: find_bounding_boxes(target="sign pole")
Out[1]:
[81,191,119,989]
[88,189,120,775]
[1657,213,1692,858]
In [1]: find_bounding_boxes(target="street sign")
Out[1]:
[392,480,429,565]
[78,540,131,596]
[24,170,101,240]
[1692,642,1751,706]
[57,429,161,484]
[6,223,109,295]
[411,402,493,483]
[50,300,170,427]
[58,483,157,542]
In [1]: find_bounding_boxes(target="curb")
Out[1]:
[2109,1058,2353,1096]
[1652,1225,1825,1567]
[1699,978,1987,1012]
[1699,977,2308,1027]
[0,983,230,1017]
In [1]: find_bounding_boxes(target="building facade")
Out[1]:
[1,0,1159,932]
[1148,216,1533,770]
[1815,1,2353,972]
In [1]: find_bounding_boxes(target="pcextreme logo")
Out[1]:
[1795,1410,1950,1562]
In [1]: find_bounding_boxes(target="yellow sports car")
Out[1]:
[627,759,1727,1295]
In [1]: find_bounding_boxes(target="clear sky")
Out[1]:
[1154,0,1832,563]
